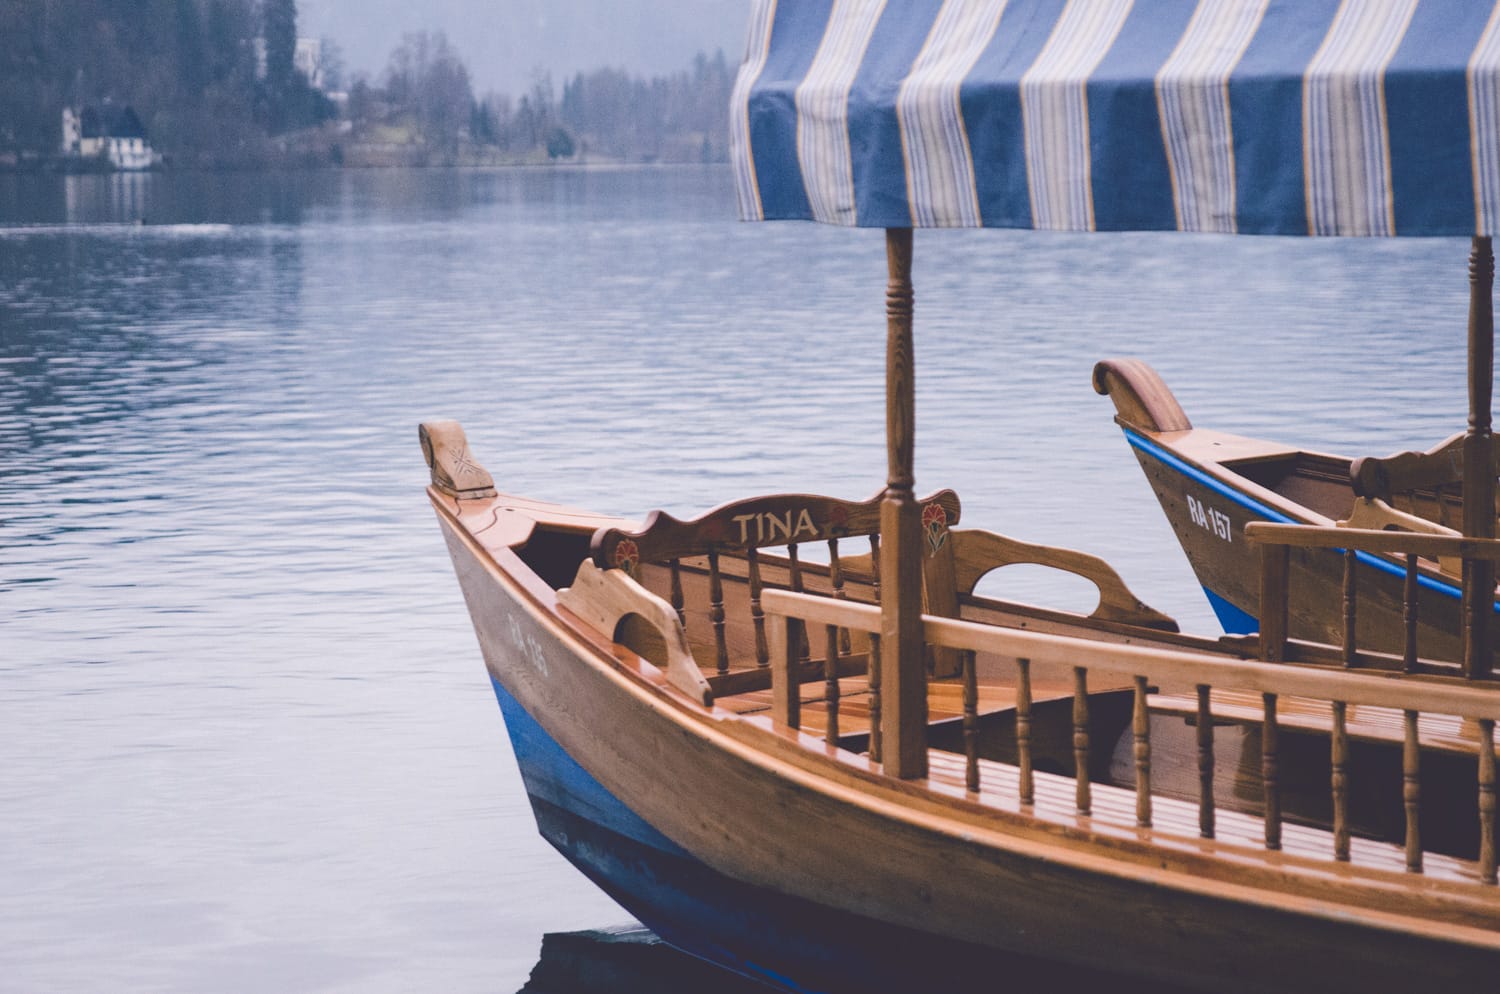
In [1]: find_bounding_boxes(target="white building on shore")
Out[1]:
[61,105,158,171]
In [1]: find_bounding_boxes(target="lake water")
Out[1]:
[0,164,1481,992]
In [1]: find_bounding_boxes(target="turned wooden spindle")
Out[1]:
[748,547,769,668]
[1342,550,1358,668]
[1017,658,1034,806]
[1260,543,1289,663]
[1403,709,1422,873]
[867,533,883,765]
[1197,684,1216,839]
[669,559,686,627]
[708,549,729,675]
[1331,700,1350,861]
[824,623,840,745]
[788,542,810,665]
[828,538,851,655]
[1263,693,1282,850]
[1481,718,1497,884]
[1073,667,1091,816]
[1403,554,1419,674]
[1133,675,1152,828]
[963,649,979,793]
[769,613,800,731]
[879,226,926,780]
[1464,235,1495,680]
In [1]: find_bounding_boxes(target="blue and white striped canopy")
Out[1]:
[730,0,1500,236]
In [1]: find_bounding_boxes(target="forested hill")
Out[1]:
[0,1,326,166]
[0,1,734,169]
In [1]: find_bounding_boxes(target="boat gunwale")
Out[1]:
[431,486,1500,945]
[1122,426,1500,612]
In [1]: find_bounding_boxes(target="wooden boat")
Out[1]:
[1095,358,1500,673]
[425,2,1500,991]
[425,422,1500,993]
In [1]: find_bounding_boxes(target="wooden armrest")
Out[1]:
[558,560,713,706]
[948,529,1178,632]
[1339,497,1459,537]
[1339,497,1461,574]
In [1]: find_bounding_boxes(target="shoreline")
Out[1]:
[0,154,728,176]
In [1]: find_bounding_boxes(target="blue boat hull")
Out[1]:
[491,676,1159,994]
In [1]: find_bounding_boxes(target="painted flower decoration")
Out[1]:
[921,502,948,554]
[613,538,640,575]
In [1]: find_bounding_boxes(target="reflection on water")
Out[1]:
[0,165,1479,992]
[518,925,777,994]
[515,925,1205,994]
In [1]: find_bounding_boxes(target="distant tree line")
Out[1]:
[0,0,332,166]
[355,33,734,165]
[0,2,734,168]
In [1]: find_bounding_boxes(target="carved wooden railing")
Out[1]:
[1246,522,1500,679]
[762,588,1500,883]
[589,489,960,759]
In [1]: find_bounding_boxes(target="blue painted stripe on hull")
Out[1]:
[1122,428,1500,613]
[489,675,686,856]
[1123,428,1292,524]
[486,679,1162,993]
[529,794,1160,994]
[1203,586,1259,635]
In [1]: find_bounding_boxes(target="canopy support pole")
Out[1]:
[1465,235,1495,680]
[880,227,927,778]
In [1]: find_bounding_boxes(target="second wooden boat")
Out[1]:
[1095,357,1500,675]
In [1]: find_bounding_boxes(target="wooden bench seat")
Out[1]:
[719,675,1051,725]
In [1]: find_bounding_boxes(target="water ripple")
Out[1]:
[0,164,1481,992]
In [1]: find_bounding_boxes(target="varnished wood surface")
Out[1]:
[1091,358,1193,433]
[1121,420,1494,669]
[1246,522,1500,562]
[881,227,927,779]
[430,484,1500,994]
[590,489,960,569]
[767,589,1500,721]
[949,528,1178,630]
[922,750,1479,882]
[1350,431,1486,500]
[555,560,713,705]
[419,420,497,498]
[1098,358,1500,675]
[1149,688,1499,756]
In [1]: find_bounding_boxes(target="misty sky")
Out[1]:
[298,0,747,97]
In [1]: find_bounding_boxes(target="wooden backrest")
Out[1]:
[1350,432,1499,500]
[592,490,958,569]
[1340,496,1463,576]
[590,489,961,677]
